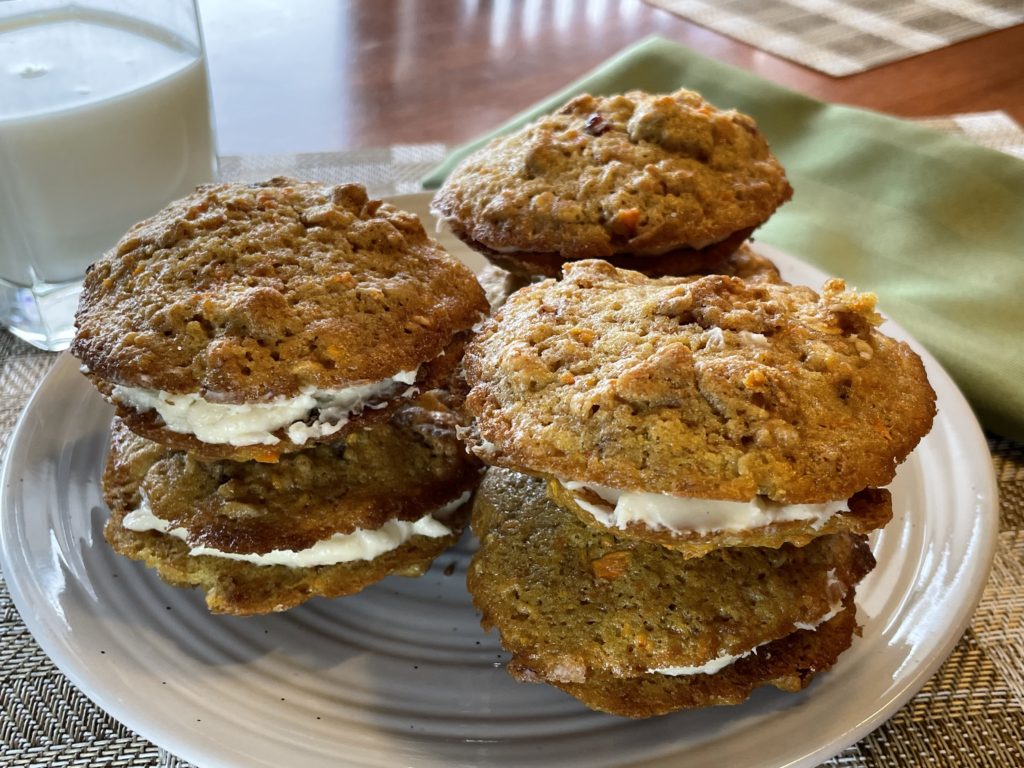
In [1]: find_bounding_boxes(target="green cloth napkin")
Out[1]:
[424,36,1024,441]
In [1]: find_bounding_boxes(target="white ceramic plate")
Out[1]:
[0,193,997,768]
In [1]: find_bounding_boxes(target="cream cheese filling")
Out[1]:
[559,480,847,536]
[111,368,419,447]
[121,490,470,568]
[652,571,847,677]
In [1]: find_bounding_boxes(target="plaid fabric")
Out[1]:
[217,144,448,197]
[644,0,1024,76]
[1,120,1021,766]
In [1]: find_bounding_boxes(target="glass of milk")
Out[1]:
[0,0,217,350]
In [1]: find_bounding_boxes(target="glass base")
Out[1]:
[0,276,82,352]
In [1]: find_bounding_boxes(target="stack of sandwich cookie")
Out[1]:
[432,89,792,279]
[470,469,873,716]
[103,394,479,615]
[73,179,489,614]
[462,260,936,716]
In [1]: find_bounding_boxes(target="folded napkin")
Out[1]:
[424,37,1024,441]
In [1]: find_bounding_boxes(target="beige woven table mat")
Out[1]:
[1,122,1022,766]
[644,0,1024,76]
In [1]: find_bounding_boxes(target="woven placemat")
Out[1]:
[217,144,448,195]
[644,0,1024,76]
[1,123,1021,766]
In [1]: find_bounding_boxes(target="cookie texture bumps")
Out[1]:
[463,260,936,504]
[75,178,486,398]
[432,89,792,276]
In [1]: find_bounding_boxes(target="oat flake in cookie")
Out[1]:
[463,260,935,553]
[73,178,488,462]
[432,89,792,277]
[102,392,480,615]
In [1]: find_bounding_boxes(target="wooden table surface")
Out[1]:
[197,0,1024,156]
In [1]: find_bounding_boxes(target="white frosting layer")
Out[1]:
[560,481,847,535]
[652,575,847,677]
[122,490,469,568]
[111,368,419,447]
[653,652,747,677]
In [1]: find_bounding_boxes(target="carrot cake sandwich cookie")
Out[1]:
[469,468,873,717]
[103,393,480,615]
[463,260,935,555]
[73,178,489,613]
[431,89,792,278]
[462,260,936,715]
[73,178,489,462]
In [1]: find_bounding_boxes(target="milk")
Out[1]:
[0,7,216,346]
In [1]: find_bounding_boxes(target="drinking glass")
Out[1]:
[0,0,217,350]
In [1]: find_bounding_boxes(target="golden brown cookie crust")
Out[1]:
[467,468,874,682]
[472,244,778,314]
[708,242,783,283]
[432,90,792,262]
[464,261,936,503]
[73,178,488,402]
[516,593,859,717]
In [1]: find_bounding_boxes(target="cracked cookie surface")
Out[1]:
[463,260,935,503]
[74,178,488,401]
[432,89,792,276]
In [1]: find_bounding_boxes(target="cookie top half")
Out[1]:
[73,178,487,402]
[432,90,792,263]
[463,260,936,503]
